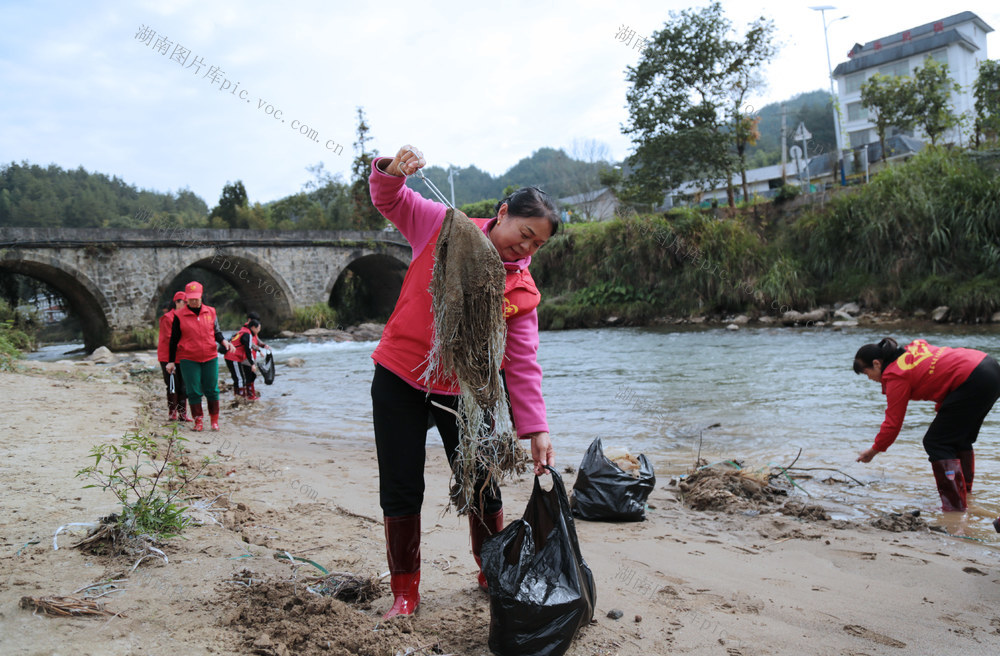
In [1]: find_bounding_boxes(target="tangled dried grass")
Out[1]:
[304,572,384,603]
[19,595,120,617]
[423,208,525,513]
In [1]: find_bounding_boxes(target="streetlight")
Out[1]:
[810,6,848,186]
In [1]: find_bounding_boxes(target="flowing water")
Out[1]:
[33,324,1000,543]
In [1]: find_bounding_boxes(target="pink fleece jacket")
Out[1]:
[368,158,548,437]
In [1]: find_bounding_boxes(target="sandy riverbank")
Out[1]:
[3,360,1000,655]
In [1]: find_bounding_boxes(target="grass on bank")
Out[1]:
[532,148,1000,328]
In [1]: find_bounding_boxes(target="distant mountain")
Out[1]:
[0,162,208,228]
[744,89,838,168]
[405,147,608,206]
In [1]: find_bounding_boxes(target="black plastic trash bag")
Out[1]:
[258,351,275,385]
[481,466,596,656]
[570,437,655,521]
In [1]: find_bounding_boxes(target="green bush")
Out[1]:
[773,184,800,204]
[284,303,340,332]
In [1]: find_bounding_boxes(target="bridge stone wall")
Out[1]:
[0,228,410,351]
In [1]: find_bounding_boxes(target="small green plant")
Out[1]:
[76,425,210,541]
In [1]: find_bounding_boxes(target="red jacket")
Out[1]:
[872,339,986,451]
[225,327,252,363]
[173,304,222,363]
[372,218,541,395]
[157,310,174,362]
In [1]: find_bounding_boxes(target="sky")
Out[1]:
[1,0,998,207]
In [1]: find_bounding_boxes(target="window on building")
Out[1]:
[847,102,869,122]
[845,72,866,94]
[878,60,909,77]
[925,49,948,66]
[849,129,871,148]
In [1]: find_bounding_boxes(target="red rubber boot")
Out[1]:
[247,382,260,401]
[190,401,204,432]
[931,459,967,512]
[469,508,504,592]
[383,514,421,619]
[958,450,974,493]
[234,386,244,400]
[208,399,220,431]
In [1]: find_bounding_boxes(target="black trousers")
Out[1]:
[371,364,502,517]
[226,360,256,388]
[923,355,1000,460]
[160,361,187,398]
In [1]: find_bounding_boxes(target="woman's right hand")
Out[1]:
[385,144,426,177]
[165,362,175,374]
[856,447,878,463]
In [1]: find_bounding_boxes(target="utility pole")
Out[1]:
[781,103,788,184]
[447,167,459,208]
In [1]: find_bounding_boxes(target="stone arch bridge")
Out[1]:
[0,227,411,352]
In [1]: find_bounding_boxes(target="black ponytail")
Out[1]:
[853,337,906,374]
[494,186,560,237]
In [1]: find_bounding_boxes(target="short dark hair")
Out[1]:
[495,186,560,238]
[854,337,905,374]
[246,318,261,329]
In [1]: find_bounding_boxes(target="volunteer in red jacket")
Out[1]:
[854,337,1000,514]
[225,318,266,400]
[165,281,234,431]
[369,145,556,619]
[157,291,190,421]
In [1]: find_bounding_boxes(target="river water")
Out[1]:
[32,324,1000,542]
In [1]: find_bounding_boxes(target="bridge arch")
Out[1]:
[328,249,409,322]
[0,251,112,352]
[149,251,296,332]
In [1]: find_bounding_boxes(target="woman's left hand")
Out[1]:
[524,432,555,476]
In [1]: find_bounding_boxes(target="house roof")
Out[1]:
[558,187,613,205]
[833,11,992,77]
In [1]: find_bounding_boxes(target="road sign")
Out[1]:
[793,122,812,141]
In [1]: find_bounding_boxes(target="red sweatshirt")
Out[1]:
[872,339,986,452]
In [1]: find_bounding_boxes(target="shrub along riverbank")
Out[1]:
[531,148,1000,329]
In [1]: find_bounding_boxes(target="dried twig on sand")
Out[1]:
[19,595,121,618]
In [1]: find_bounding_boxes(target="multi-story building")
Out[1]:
[832,11,993,150]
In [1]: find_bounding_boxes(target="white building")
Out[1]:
[832,11,993,149]
[558,187,619,221]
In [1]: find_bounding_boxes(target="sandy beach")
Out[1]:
[3,358,1000,655]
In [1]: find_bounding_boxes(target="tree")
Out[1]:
[911,59,960,146]
[726,16,777,203]
[621,2,776,208]
[974,59,1000,145]
[210,181,248,228]
[349,107,386,230]
[860,74,915,161]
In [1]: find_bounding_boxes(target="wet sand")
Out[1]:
[3,358,1000,655]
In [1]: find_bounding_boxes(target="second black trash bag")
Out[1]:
[481,466,596,656]
[570,437,655,521]
[258,351,276,385]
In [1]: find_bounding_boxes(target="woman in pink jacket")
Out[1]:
[369,144,557,619]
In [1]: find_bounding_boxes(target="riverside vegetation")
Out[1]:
[532,148,1000,329]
